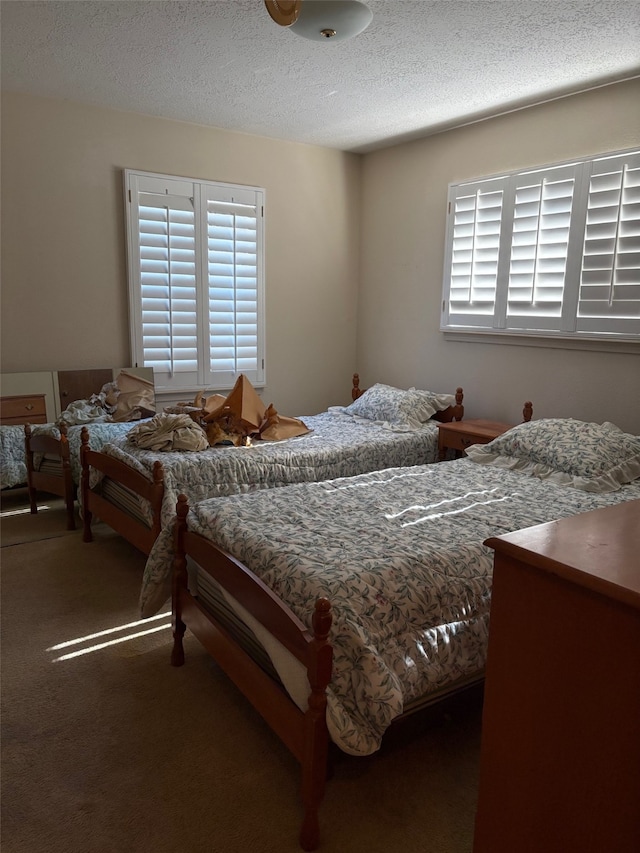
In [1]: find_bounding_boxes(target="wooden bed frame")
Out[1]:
[81,376,465,555]
[25,422,76,530]
[20,367,155,529]
[172,493,334,851]
[80,440,164,553]
[169,395,534,849]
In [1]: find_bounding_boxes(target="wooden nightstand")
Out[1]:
[0,394,48,426]
[437,418,513,461]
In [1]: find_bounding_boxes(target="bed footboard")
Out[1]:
[80,427,164,554]
[172,494,333,851]
[24,422,76,530]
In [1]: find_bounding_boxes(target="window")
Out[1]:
[441,149,640,342]
[124,169,265,393]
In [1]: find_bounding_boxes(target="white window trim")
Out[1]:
[441,148,640,344]
[124,169,266,395]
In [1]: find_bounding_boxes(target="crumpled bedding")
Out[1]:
[58,370,155,426]
[57,398,113,426]
[127,413,209,452]
[139,458,640,757]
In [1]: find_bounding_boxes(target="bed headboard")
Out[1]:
[351,374,464,422]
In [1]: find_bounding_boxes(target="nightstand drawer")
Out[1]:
[0,394,48,425]
[440,428,488,453]
[437,419,513,461]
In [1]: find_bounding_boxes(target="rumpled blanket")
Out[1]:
[58,398,113,426]
[126,413,209,452]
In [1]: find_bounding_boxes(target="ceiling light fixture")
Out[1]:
[264,0,373,43]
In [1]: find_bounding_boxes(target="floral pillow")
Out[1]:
[334,383,455,431]
[465,418,640,493]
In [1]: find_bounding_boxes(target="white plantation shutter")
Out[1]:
[445,179,504,327]
[506,166,577,330]
[126,171,265,393]
[205,187,262,386]
[442,148,640,342]
[577,152,640,336]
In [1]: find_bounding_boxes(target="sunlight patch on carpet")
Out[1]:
[1,503,53,517]
[48,611,171,661]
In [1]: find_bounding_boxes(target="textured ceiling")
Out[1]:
[2,0,639,153]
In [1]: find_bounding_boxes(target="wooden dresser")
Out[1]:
[473,499,640,853]
[0,394,48,426]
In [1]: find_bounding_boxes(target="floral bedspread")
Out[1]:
[0,425,30,489]
[139,458,640,756]
[0,421,138,489]
[98,412,441,528]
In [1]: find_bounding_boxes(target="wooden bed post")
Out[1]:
[171,494,189,667]
[523,401,533,422]
[352,373,361,400]
[80,427,93,542]
[454,387,464,420]
[58,424,75,530]
[299,597,333,852]
[24,423,37,515]
[25,421,76,530]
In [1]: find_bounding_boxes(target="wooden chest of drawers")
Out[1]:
[474,499,640,853]
[0,394,48,426]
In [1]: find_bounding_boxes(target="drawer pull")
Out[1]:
[25,404,34,411]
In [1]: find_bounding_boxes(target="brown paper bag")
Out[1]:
[259,403,310,441]
[202,374,266,434]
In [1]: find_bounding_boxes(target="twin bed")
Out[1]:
[17,369,640,849]
[80,378,466,553]
[21,421,140,530]
[1,367,155,530]
[136,416,640,850]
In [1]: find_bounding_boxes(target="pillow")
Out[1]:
[336,383,455,431]
[409,387,457,422]
[465,418,640,493]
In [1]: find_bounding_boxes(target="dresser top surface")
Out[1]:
[485,499,640,607]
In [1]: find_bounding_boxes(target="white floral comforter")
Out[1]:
[139,458,640,756]
[0,426,30,489]
[0,421,138,489]
[97,412,441,528]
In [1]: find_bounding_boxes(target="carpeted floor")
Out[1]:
[1,489,482,852]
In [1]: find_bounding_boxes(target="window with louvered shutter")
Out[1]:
[445,180,504,327]
[125,170,265,393]
[577,153,640,336]
[441,148,640,342]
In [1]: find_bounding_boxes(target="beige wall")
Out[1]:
[3,84,640,430]
[359,79,640,433]
[1,92,361,415]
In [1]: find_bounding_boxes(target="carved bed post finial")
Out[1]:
[523,401,533,423]
[352,373,361,400]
